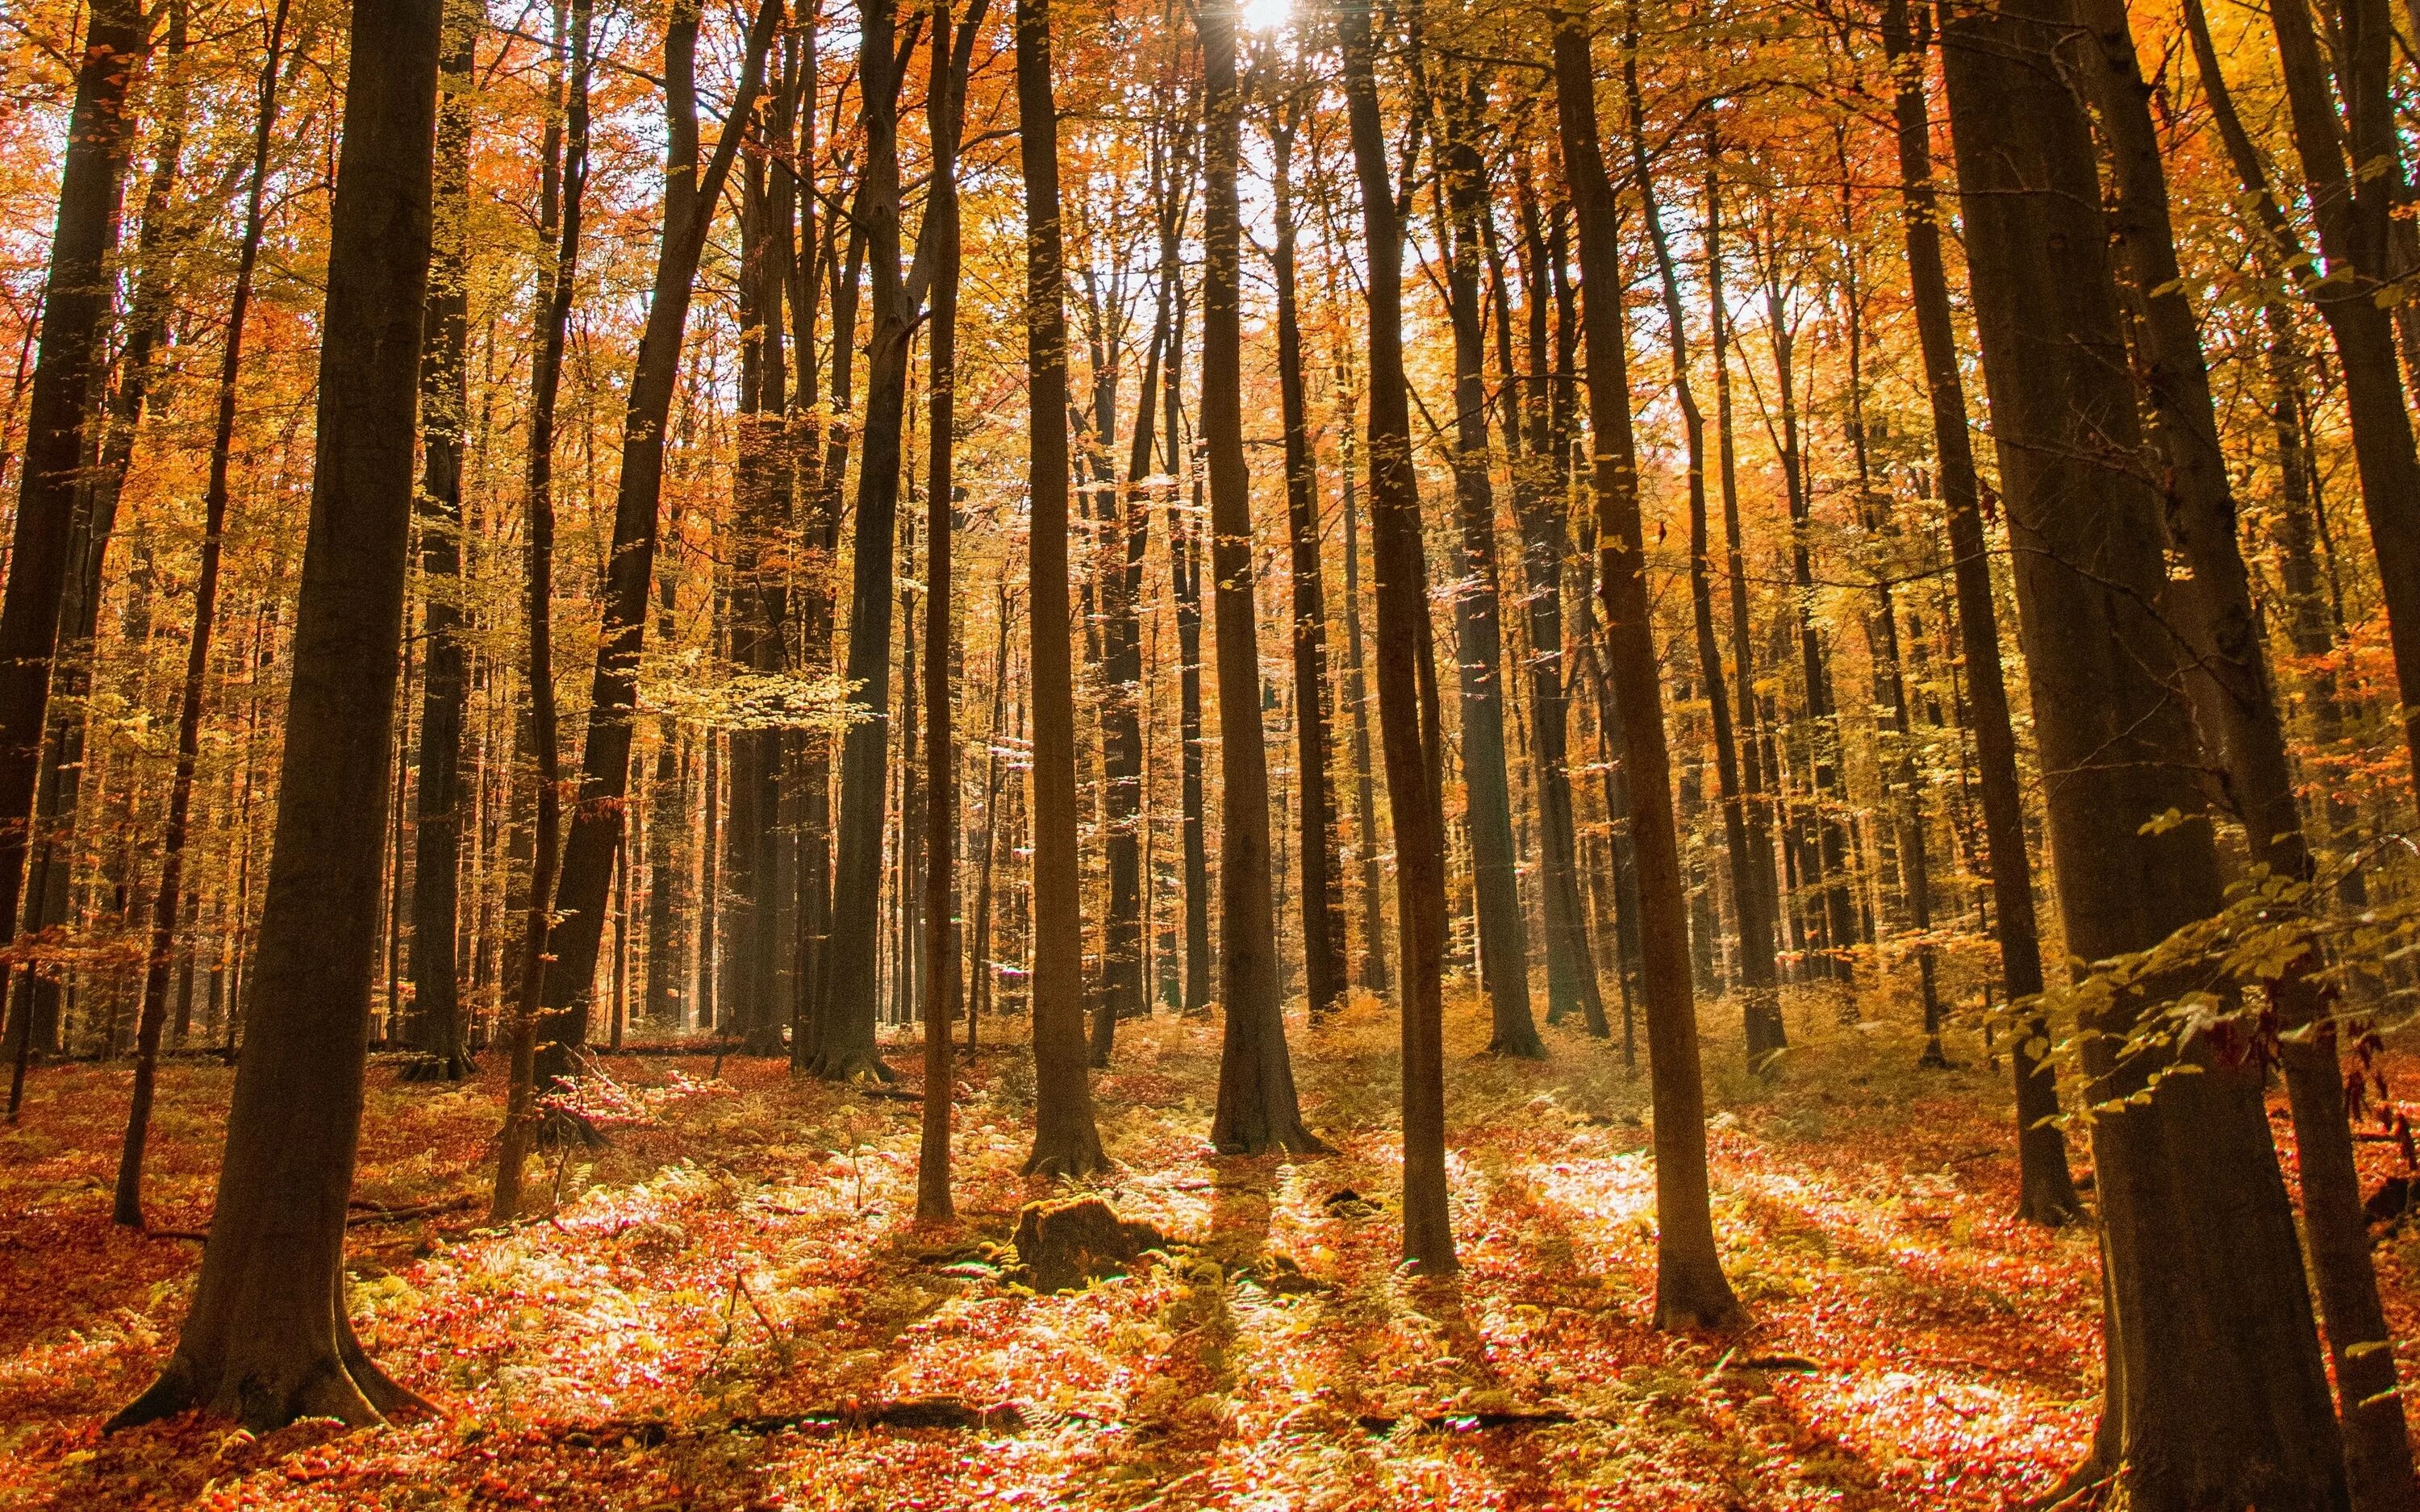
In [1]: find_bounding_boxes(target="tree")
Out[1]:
[531,0,779,1089]
[1435,52,1542,1059]
[1264,61,1346,1026]
[2072,0,2415,1495]
[1204,0,1320,1156]
[115,0,298,1227]
[494,0,595,1222]
[109,0,446,1430]
[0,0,151,1104]
[1554,2,1742,1331]
[405,0,481,1079]
[1940,0,2347,1499]
[918,0,991,1227]
[1018,0,1108,1177]
[1623,40,1779,1062]
[1335,0,1454,1272]
[1875,0,2076,1225]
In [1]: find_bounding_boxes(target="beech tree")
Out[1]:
[109,0,445,1430]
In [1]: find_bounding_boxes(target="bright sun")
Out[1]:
[1241,0,1292,32]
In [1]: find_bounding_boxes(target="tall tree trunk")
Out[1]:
[531,0,778,1088]
[1702,155,1781,1041]
[0,0,150,1102]
[1879,0,2074,1222]
[2264,0,2420,796]
[1500,173,1607,1036]
[1436,64,1541,1059]
[495,0,592,1218]
[109,0,444,1431]
[1168,288,1213,1017]
[1624,39,1778,1063]
[115,0,296,1227]
[1941,3,2349,1501]
[2074,0,2416,1499]
[1204,0,1320,1155]
[10,0,202,1092]
[1758,263,1857,981]
[917,0,985,1224]
[1017,0,1107,1176]
[1336,0,1454,1272]
[407,0,480,1079]
[1269,80,1346,1025]
[1554,3,1742,1331]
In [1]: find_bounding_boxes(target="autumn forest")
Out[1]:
[2,0,2417,1503]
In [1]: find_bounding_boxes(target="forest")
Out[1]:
[2,0,2418,1503]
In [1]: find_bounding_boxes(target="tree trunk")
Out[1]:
[495,0,592,1218]
[532,0,778,1088]
[115,0,295,1227]
[1941,3,2349,1501]
[1168,287,1214,1018]
[2075,0,2416,1499]
[406,0,479,1078]
[1426,65,1542,1059]
[2264,0,2420,796]
[1554,3,1742,1331]
[1017,0,1107,1176]
[1625,44,1779,1063]
[110,0,444,1430]
[0,0,149,1101]
[1337,0,1454,1273]
[1500,173,1607,1036]
[1269,81,1346,1025]
[1203,0,1320,1156]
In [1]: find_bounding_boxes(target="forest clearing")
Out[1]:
[4,999,2194,1510]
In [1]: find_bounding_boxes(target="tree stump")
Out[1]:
[1011,1197,1168,1293]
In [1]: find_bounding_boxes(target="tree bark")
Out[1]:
[1204,0,1321,1156]
[1336,0,1454,1272]
[1017,0,1107,1177]
[1941,2,2349,1500]
[115,0,295,1227]
[1554,4,1742,1331]
[110,0,444,1431]
[1876,0,2076,1225]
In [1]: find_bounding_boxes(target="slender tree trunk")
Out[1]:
[1499,174,1606,1036]
[1877,0,2076,1223]
[1167,288,1214,1018]
[115,0,295,1227]
[2264,0,2420,797]
[1203,0,1319,1155]
[1433,65,1541,1058]
[495,0,591,1218]
[407,0,479,1078]
[1018,0,1107,1176]
[1336,0,1454,1272]
[531,0,778,1087]
[1269,82,1346,1025]
[1942,3,2348,1501]
[1555,4,1742,1330]
[0,0,150,1106]
[1624,42,1777,1062]
[109,0,444,1431]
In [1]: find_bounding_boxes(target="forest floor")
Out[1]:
[3,986,2414,1510]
